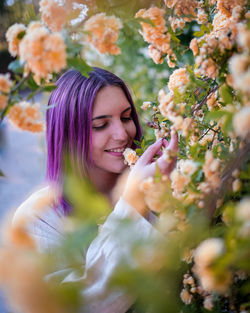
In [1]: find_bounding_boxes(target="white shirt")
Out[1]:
[13,187,159,313]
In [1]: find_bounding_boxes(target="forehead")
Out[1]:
[92,85,130,116]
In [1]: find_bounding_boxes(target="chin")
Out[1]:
[109,163,127,174]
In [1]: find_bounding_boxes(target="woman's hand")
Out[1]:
[122,131,178,217]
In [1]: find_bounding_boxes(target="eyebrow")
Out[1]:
[92,106,131,120]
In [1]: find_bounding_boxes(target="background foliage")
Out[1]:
[0,0,250,312]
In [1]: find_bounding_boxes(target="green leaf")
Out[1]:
[42,84,57,92]
[193,31,203,37]
[67,58,93,77]
[170,33,180,43]
[0,169,5,177]
[17,31,26,40]
[27,76,39,90]
[136,148,143,156]
[8,60,23,74]
[135,17,155,27]
[220,84,233,104]
[133,140,142,147]
[204,110,226,123]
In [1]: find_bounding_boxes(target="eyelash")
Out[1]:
[93,117,132,131]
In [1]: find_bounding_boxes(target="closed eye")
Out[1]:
[92,123,108,130]
[121,116,132,122]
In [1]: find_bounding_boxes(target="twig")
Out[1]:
[192,85,219,114]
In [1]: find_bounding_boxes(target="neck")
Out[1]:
[88,167,120,203]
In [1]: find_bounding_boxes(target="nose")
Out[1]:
[111,120,128,142]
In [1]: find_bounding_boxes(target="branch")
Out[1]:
[205,140,250,219]
[192,85,219,114]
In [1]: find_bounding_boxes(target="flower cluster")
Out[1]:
[83,13,122,55]
[8,101,44,133]
[139,176,170,212]
[170,159,198,201]
[0,73,13,110]
[217,0,246,18]
[135,7,175,66]
[190,2,247,79]
[18,22,66,84]
[180,272,215,310]
[164,0,198,31]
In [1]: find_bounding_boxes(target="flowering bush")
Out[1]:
[0,0,250,312]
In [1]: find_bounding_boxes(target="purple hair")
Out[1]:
[46,67,142,214]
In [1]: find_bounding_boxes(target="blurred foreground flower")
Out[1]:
[8,101,44,132]
[194,238,231,293]
[233,107,250,139]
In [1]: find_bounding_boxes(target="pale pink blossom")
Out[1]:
[6,23,26,57]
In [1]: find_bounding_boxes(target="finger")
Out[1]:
[162,138,169,148]
[139,139,163,164]
[167,130,178,152]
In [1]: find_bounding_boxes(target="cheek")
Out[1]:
[91,132,104,155]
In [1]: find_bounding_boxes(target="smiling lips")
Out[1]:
[105,147,126,157]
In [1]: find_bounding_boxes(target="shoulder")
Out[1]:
[12,185,65,252]
[12,185,58,227]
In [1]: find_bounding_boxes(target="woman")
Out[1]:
[13,68,178,313]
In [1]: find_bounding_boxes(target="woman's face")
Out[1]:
[91,85,137,174]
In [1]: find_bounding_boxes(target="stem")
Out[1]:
[192,85,219,114]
